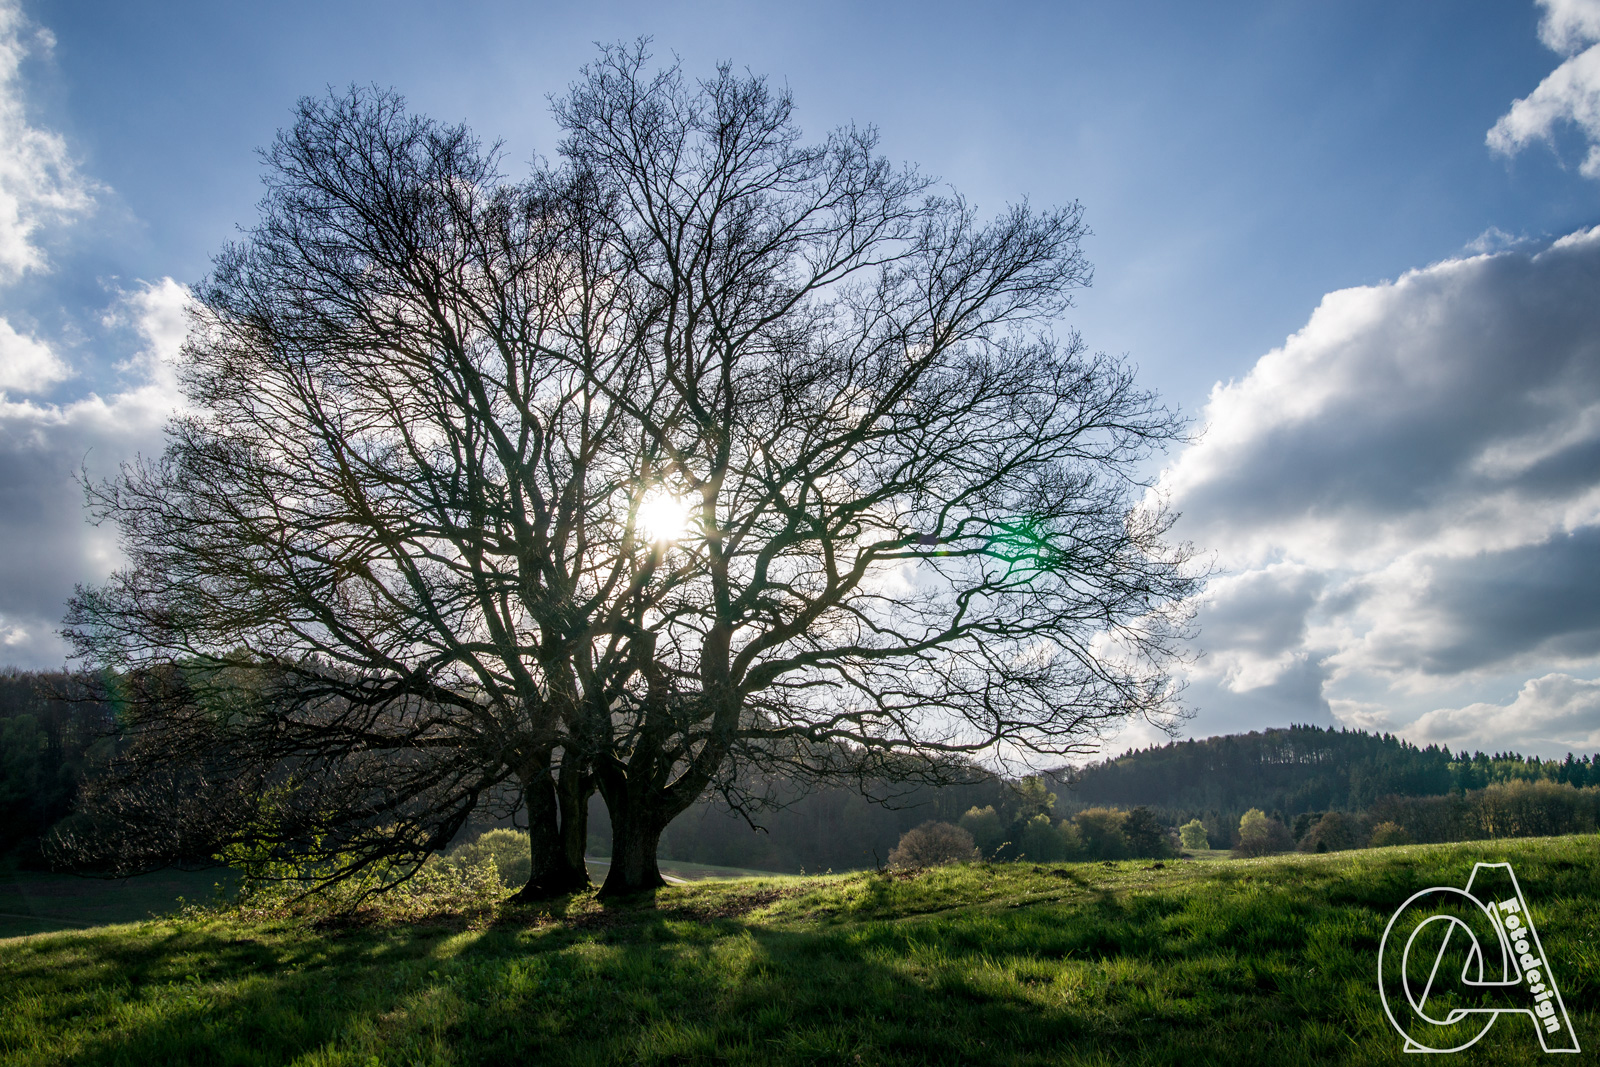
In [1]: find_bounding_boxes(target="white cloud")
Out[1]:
[1536,0,1600,54]
[1463,226,1528,255]
[102,276,190,393]
[0,278,188,667]
[0,313,69,392]
[0,0,96,282]
[1162,228,1600,753]
[1488,0,1600,177]
[1163,227,1600,577]
[1405,674,1600,754]
[0,616,27,646]
[0,2,181,669]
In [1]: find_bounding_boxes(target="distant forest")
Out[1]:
[1051,724,1599,847]
[3,671,1597,873]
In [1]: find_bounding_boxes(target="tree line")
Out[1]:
[5,670,1595,873]
[1053,723,1599,846]
[0,669,110,865]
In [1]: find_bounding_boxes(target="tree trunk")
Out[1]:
[594,689,741,898]
[600,811,666,897]
[556,753,591,885]
[511,755,590,901]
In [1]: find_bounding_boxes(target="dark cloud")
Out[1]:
[1196,565,1323,663]
[1183,658,1337,737]
[0,404,145,664]
[1410,526,1600,674]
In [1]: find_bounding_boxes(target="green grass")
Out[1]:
[1175,847,1233,861]
[1,836,1595,1065]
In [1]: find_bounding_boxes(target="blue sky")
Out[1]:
[3,0,1599,758]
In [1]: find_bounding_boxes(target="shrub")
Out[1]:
[1233,808,1293,857]
[438,828,531,889]
[958,805,1007,859]
[1073,807,1129,860]
[887,821,979,868]
[224,852,507,925]
[1298,811,1366,853]
[1178,818,1209,850]
[1368,821,1412,847]
[1016,814,1076,862]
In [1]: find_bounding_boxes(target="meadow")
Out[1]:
[0,836,1594,1065]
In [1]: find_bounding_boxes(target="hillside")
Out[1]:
[1057,723,1599,824]
[1,835,1594,1065]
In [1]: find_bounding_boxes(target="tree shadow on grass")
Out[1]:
[10,843,1593,1065]
[4,923,463,1066]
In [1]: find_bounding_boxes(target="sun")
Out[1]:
[635,490,692,544]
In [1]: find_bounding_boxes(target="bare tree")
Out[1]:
[554,45,1198,894]
[64,44,1197,900]
[64,90,629,897]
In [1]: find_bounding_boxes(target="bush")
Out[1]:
[1233,808,1293,857]
[1016,814,1077,862]
[221,850,508,925]
[438,828,531,889]
[1368,821,1412,847]
[887,821,979,868]
[958,805,1007,859]
[1178,818,1209,850]
[1073,807,1129,860]
[1298,811,1366,853]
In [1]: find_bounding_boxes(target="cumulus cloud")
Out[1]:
[1165,227,1600,576]
[1536,0,1600,55]
[0,279,188,666]
[0,0,95,282]
[1488,0,1600,177]
[0,313,69,393]
[1190,564,1325,693]
[1407,674,1600,754]
[1164,228,1600,756]
[0,3,189,669]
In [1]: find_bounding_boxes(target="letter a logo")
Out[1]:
[1378,862,1579,1053]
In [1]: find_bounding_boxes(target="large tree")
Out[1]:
[64,45,1197,899]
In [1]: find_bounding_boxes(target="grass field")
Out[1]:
[0,835,1594,1065]
[0,858,779,938]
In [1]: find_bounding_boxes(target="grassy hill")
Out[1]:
[1,835,1595,1065]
